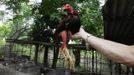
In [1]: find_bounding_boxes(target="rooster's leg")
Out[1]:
[59,31,75,70]
[60,31,67,49]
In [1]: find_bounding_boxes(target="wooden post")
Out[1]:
[34,44,39,64]
[43,45,49,67]
[52,46,59,68]
[73,49,80,67]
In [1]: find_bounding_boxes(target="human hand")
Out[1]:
[70,27,89,40]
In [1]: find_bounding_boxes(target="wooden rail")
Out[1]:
[6,39,90,50]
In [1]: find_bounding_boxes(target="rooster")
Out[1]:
[54,3,81,70]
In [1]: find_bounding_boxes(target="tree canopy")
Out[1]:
[0,0,104,44]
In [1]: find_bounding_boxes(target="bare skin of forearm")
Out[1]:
[82,32,134,66]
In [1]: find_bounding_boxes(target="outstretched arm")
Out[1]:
[71,28,134,66]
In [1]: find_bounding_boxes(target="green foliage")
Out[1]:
[0,22,12,37]
[2,0,104,41]
[30,0,82,42]
[0,11,4,17]
[5,0,29,14]
[39,0,77,15]
[4,1,32,40]
[0,22,12,45]
[21,2,32,17]
[80,0,103,37]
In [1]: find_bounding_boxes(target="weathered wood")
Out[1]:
[73,49,80,67]
[34,45,39,64]
[52,46,59,68]
[6,39,95,51]
[43,46,49,67]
